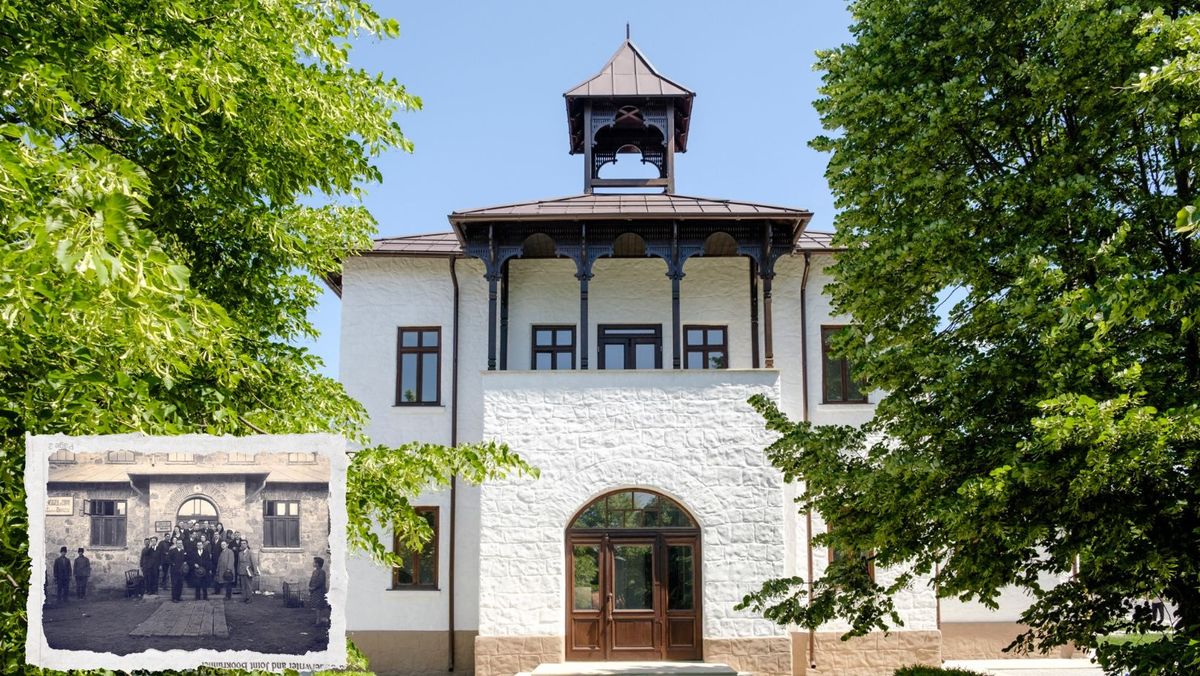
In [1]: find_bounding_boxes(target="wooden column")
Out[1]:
[749,257,760,369]
[486,224,499,371]
[487,273,499,371]
[762,273,775,368]
[578,224,591,369]
[499,259,510,370]
[670,222,683,369]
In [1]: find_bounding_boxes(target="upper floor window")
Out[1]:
[85,499,126,547]
[532,325,575,370]
[287,452,317,464]
[683,325,728,369]
[393,507,439,589]
[49,448,75,463]
[167,452,195,463]
[107,450,136,464]
[229,451,255,463]
[396,327,441,405]
[821,326,867,404]
[264,499,301,548]
[598,324,662,369]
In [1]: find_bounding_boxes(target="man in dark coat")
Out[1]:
[157,534,172,584]
[169,538,187,602]
[73,548,91,599]
[140,538,159,594]
[187,540,209,600]
[52,546,71,603]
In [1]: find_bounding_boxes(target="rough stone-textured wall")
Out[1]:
[257,485,333,591]
[806,630,941,676]
[477,369,787,639]
[704,636,793,676]
[44,485,140,591]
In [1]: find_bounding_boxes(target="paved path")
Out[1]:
[944,658,1103,675]
[130,599,229,637]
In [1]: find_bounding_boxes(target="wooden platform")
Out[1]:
[130,599,229,638]
[523,663,742,676]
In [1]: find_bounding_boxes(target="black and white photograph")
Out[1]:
[25,434,348,672]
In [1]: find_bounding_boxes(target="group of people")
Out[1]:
[51,547,90,602]
[137,521,257,603]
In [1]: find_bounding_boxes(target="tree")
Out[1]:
[0,2,532,672]
[736,2,1200,674]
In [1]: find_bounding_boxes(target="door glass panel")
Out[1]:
[634,343,656,369]
[604,344,626,369]
[667,545,695,610]
[613,544,653,610]
[573,545,600,610]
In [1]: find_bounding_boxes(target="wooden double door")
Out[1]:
[566,532,702,661]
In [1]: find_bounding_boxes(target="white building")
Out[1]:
[334,38,1060,676]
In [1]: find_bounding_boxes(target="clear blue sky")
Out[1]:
[301,1,855,378]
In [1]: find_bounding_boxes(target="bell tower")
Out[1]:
[565,31,695,193]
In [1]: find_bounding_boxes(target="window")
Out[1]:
[107,450,135,463]
[229,452,255,463]
[177,497,219,527]
[48,448,75,463]
[396,327,441,405]
[167,452,194,463]
[821,326,867,403]
[264,500,301,548]
[598,324,662,369]
[532,325,575,370]
[392,507,439,589]
[287,452,317,464]
[683,325,728,369]
[84,499,127,547]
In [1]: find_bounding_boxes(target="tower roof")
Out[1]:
[564,39,694,98]
[565,37,695,155]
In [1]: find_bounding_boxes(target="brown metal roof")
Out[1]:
[564,40,694,98]
[449,193,811,223]
[353,229,838,258]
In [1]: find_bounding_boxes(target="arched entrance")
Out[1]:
[566,489,702,661]
[176,496,219,528]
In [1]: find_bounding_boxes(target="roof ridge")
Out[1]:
[374,231,457,242]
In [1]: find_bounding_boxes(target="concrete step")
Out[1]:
[522,662,745,676]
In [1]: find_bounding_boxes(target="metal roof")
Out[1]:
[564,40,694,99]
[354,228,838,257]
[449,193,812,223]
[46,464,327,484]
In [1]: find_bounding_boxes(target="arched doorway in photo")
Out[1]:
[176,496,219,528]
[566,489,702,662]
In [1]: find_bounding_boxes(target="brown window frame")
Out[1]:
[84,499,127,547]
[395,327,442,406]
[683,325,729,369]
[827,525,875,582]
[531,324,576,370]
[263,499,301,548]
[821,325,868,404]
[392,507,439,590]
[597,324,663,369]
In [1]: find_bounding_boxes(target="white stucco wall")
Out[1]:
[476,369,787,639]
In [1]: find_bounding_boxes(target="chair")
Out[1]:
[125,569,144,598]
[282,581,302,608]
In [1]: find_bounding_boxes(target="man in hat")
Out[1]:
[168,538,187,602]
[156,532,172,584]
[309,557,328,627]
[73,548,91,599]
[140,537,160,595]
[52,546,71,603]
